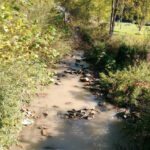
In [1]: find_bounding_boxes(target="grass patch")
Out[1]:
[114,22,150,46]
[114,22,150,38]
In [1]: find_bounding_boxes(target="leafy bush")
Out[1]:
[85,43,116,71]
[100,62,150,106]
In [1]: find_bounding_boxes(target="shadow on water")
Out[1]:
[69,90,95,102]
[26,119,132,150]
[26,106,133,150]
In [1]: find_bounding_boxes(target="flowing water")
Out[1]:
[10,52,130,150]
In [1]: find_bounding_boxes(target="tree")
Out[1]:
[135,0,150,31]
[109,0,119,38]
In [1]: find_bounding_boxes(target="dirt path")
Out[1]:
[10,51,128,150]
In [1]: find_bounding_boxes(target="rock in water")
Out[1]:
[43,112,48,117]
[22,119,34,126]
[80,77,90,82]
[63,108,99,120]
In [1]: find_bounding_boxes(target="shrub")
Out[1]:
[116,44,148,69]
[100,62,150,106]
[100,62,150,149]
[0,56,54,149]
[85,42,116,71]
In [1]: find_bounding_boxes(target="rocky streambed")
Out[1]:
[10,51,130,150]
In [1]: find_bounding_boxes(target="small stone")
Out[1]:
[41,129,47,136]
[50,78,55,83]
[41,129,52,137]
[80,77,90,82]
[87,116,94,120]
[90,110,97,115]
[55,82,62,85]
[64,115,69,119]
[94,78,100,82]
[64,70,72,74]
[43,112,48,117]
[53,105,59,108]
[85,73,92,78]
[84,116,93,120]
[22,119,34,126]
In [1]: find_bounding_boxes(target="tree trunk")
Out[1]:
[109,0,119,38]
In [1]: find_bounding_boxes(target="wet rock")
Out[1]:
[80,77,90,82]
[90,110,97,115]
[41,129,47,136]
[22,119,34,126]
[64,70,72,74]
[43,112,48,117]
[55,82,62,85]
[41,129,52,137]
[85,73,92,78]
[76,69,83,74]
[76,58,81,63]
[93,78,100,82]
[62,108,99,120]
[116,112,127,120]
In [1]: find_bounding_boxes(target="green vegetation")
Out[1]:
[0,0,72,149]
[114,22,150,38]
[1,0,150,149]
